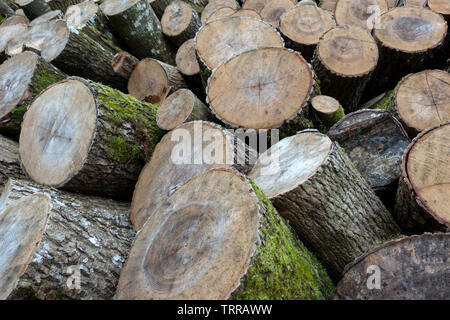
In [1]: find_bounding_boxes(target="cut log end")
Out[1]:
[64,0,99,29]
[112,51,139,79]
[205,6,236,23]
[207,47,313,129]
[260,0,295,28]
[0,15,28,52]
[100,0,139,16]
[374,7,447,53]
[428,0,450,15]
[29,10,62,27]
[335,0,388,30]
[176,38,199,76]
[242,0,269,14]
[156,89,201,130]
[200,0,238,24]
[161,1,196,36]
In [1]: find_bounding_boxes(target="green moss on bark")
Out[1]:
[231,181,334,300]
[333,105,345,123]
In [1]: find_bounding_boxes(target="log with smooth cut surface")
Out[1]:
[19,77,164,200]
[428,0,450,19]
[29,10,62,26]
[176,38,200,76]
[312,25,378,112]
[242,0,269,13]
[116,168,334,300]
[0,15,27,52]
[130,120,257,231]
[249,130,402,280]
[334,0,388,30]
[0,178,135,300]
[260,0,295,28]
[200,0,239,24]
[207,47,314,130]
[394,122,450,234]
[334,233,449,299]
[310,95,344,127]
[161,1,201,47]
[205,6,236,23]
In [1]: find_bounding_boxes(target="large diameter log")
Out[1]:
[19,77,165,200]
[335,0,388,30]
[328,109,410,210]
[0,178,135,300]
[364,7,447,99]
[394,122,450,234]
[14,0,50,19]
[116,169,334,300]
[334,233,449,300]
[0,135,25,186]
[128,58,188,104]
[207,47,320,135]
[37,19,127,91]
[130,120,257,230]
[100,0,176,64]
[279,3,335,61]
[112,51,138,79]
[260,0,295,28]
[0,15,27,52]
[249,130,402,280]
[0,51,66,139]
[200,0,239,24]
[176,38,199,76]
[156,89,212,130]
[161,1,200,47]
[312,25,378,113]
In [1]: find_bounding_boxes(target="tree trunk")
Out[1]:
[279,3,335,61]
[46,0,83,12]
[128,58,188,104]
[116,169,334,299]
[0,135,25,186]
[100,0,176,64]
[327,109,410,211]
[333,233,449,300]
[14,0,50,19]
[130,120,258,230]
[260,0,295,28]
[311,95,344,128]
[38,19,127,91]
[249,130,402,280]
[156,89,212,130]
[363,7,447,101]
[312,25,378,113]
[0,51,66,140]
[200,0,239,24]
[111,51,139,79]
[161,1,201,47]
[0,178,135,300]
[19,77,165,200]
[394,122,449,234]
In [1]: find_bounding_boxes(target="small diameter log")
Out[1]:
[207,47,321,135]
[117,169,334,299]
[14,0,50,19]
[65,0,123,54]
[112,51,139,79]
[46,0,83,12]
[156,89,212,130]
[334,233,449,300]
[29,10,62,26]
[205,6,236,23]
[130,120,257,230]
[0,135,25,186]
[335,0,388,30]
[311,95,344,128]
[195,16,284,86]
[201,0,239,24]
[176,38,200,76]
[365,7,447,99]
[128,58,188,104]
[100,0,176,64]
[242,0,269,13]
[312,25,379,113]
[249,130,402,280]
[279,4,335,61]
[0,15,27,52]
[37,19,127,91]
[0,52,66,139]
[328,109,410,210]
[161,1,200,47]
[19,77,165,200]
[0,178,135,300]
[260,0,296,28]
[394,122,450,234]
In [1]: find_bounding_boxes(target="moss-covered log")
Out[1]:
[0,52,66,140]
[14,0,50,19]
[249,130,402,280]
[0,178,135,300]
[116,169,334,299]
[100,0,176,64]
[0,135,25,186]
[19,77,165,200]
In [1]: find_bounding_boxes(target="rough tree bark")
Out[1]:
[0,135,25,186]
[312,25,379,113]
[19,77,165,200]
[161,1,201,47]
[394,122,450,234]
[0,51,66,139]
[130,120,257,230]
[249,130,402,280]
[14,0,50,19]
[0,178,135,300]
[116,169,334,299]
[333,233,449,300]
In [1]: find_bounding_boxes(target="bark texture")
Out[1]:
[15,0,50,19]
[0,135,25,187]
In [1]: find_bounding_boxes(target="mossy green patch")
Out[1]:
[231,181,334,300]
[14,286,38,300]
[333,105,345,123]
[106,134,140,163]
[32,64,66,97]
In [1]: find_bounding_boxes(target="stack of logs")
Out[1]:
[0,0,448,300]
